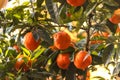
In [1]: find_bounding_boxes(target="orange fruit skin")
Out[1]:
[66,0,86,7]
[13,45,20,53]
[74,51,92,70]
[86,71,90,80]
[24,32,40,51]
[14,55,32,72]
[0,0,8,9]
[109,9,120,24]
[56,53,70,70]
[116,26,120,33]
[53,31,71,50]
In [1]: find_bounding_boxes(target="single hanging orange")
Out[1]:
[53,31,71,50]
[56,53,70,69]
[74,50,92,70]
[66,0,86,7]
[23,32,40,51]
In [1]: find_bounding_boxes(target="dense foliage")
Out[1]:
[0,0,120,80]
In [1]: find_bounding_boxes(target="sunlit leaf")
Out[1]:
[21,47,31,56]
[32,48,45,60]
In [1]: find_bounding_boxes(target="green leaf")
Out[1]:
[40,41,51,48]
[0,11,5,19]
[71,7,84,21]
[60,47,75,54]
[104,0,119,11]
[113,62,120,75]
[49,61,59,74]
[43,50,59,67]
[0,64,5,70]
[0,48,2,54]
[93,24,110,33]
[42,48,54,56]
[114,0,120,7]
[91,54,103,65]
[5,47,16,57]
[7,73,15,77]
[54,0,66,4]
[59,5,84,23]
[37,28,53,46]
[106,19,117,34]
[105,36,117,44]
[117,43,120,56]
[16,75,22,80]
[22,57,29,64]
[32,48,45,60]
[101,44,114,65]
[49,51,60,73]
[103,0,119,7]
[32,48,54,67]
[34,12,44,20]
[21,47,31,56]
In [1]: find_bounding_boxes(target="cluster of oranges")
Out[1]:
[13,46,33,72]
[14,31,40,72]
[53,31,92,71]
[14,31,92,73]
[14,55,32,72]
[53,31,92,80]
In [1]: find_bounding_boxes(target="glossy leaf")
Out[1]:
[106,19,117,34]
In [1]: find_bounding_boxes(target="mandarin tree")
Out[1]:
[0,0,120,80]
